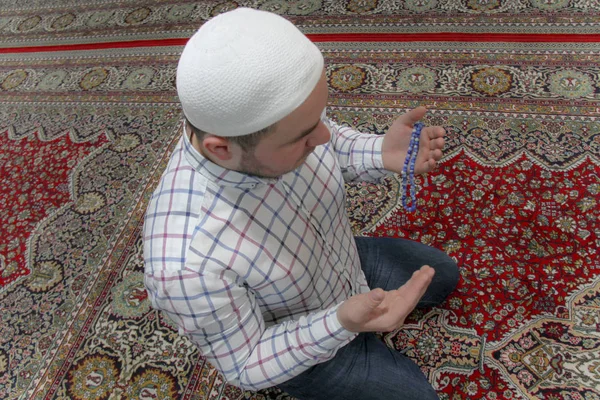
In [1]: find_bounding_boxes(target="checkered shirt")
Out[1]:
[143,115,388,390]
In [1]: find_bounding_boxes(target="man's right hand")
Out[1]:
[337,265,435,333]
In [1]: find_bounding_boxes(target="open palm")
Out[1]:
[381,106,445,175]
[337,265,435,333]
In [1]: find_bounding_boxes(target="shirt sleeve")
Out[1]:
[326,116,389,182]
[145,266,357,391]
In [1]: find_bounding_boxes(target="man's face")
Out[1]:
[235,70,331,179]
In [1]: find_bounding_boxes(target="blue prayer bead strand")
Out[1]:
[401,122,423,212]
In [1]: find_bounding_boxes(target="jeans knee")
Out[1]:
[424,389,441,400]
[441,260,460,300]
[420,254,460,306]
[431,249,460,286]
[446,258,461,289]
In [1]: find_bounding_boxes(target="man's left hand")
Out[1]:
[381,106,445,175]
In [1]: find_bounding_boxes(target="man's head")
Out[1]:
[177,8,329,178]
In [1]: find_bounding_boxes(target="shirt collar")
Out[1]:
[181,121,279,189]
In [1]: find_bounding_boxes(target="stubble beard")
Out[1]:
[238,148,315,179]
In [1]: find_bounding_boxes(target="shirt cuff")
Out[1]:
[314,303,357,351]
[362,135,388,180]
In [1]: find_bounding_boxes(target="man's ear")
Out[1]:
[202,136,234,161]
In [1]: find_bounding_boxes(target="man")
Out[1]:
[144,7,459,400]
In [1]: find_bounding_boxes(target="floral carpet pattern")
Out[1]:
[1,1,599,400]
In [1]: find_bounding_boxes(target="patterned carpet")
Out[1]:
[1,1,599,399]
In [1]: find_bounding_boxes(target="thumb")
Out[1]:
[366,288,385,308]
[338,289,387,332]
[397,106,427,126]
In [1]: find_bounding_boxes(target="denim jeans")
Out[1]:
[277,237,460,400]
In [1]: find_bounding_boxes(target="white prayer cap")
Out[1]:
[176,7,324,137]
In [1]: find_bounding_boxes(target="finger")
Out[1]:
[337,289,388,332]
[429,137,445,151]
[386,267,435,331]
[358,288,386,314]
[416,264,435,280]
[398,265,435,298]
[423,126,445,140]
[427,158,437,170]
[397,106,427,127]
[353,288,387,320]
[369,288,385,304]
[430,149,443,162]
[417,156,437,174]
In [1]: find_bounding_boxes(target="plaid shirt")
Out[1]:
[143,114,388,390]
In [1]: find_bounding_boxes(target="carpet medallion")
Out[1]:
[1,2,599,400]
[0,120,108,287]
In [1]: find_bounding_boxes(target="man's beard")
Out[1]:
[238,148,315,179]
